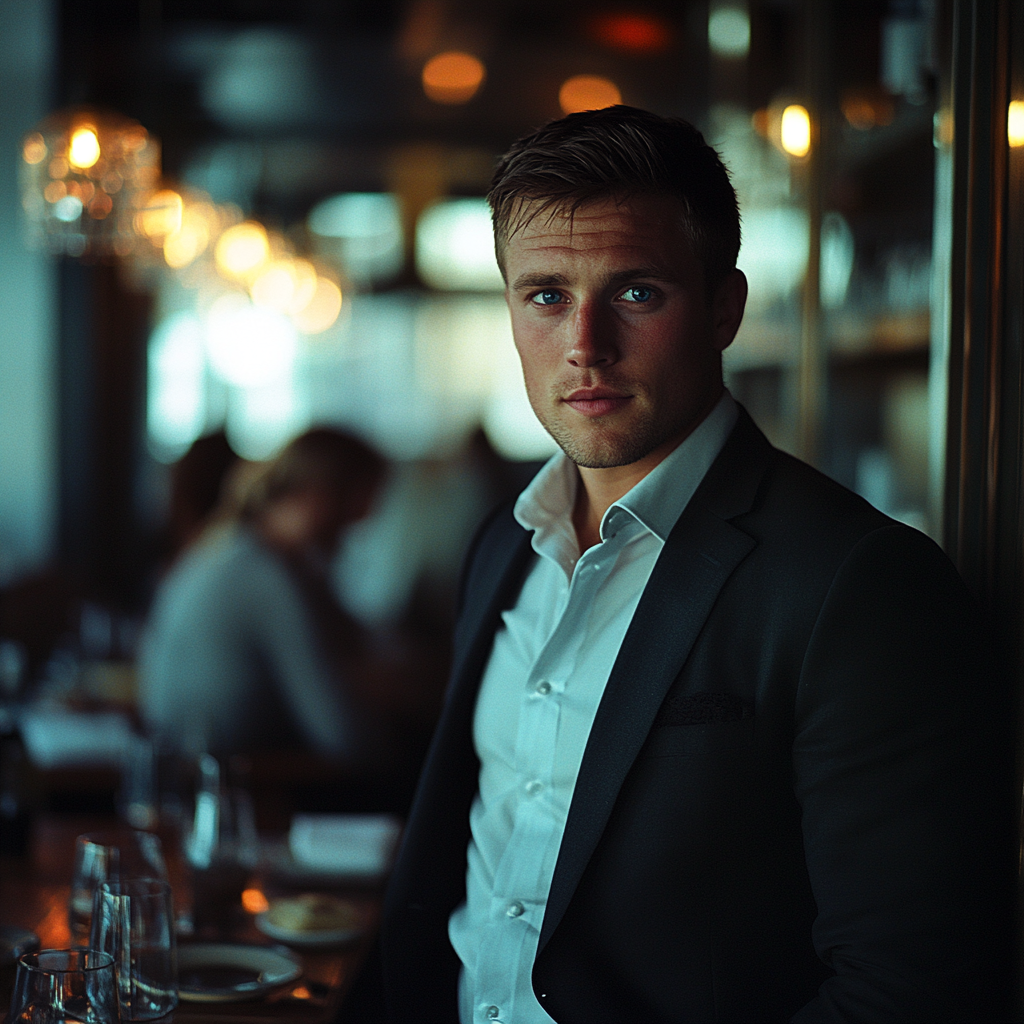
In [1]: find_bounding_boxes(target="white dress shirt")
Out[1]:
[449,392,738,1024]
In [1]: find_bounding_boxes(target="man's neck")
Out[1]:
[570,390,727,553]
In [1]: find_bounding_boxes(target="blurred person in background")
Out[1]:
[139,428,386,765]
[164,430,240,565]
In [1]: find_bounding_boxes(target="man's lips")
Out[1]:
[562,388,631,417]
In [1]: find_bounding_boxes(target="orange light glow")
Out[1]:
[23,133,46,165]
[780,104,811,158]
[1009,101,1024,148]
[137,190,184,239]
[68,126,101,169]
[589,13,672,53]
[290,986,313,1001]
[559,75,622,115]
[292,276,342,334]
[422,51,486,104]
[840,89,895,131]
[241,888,270,915]
[215,221,270,282]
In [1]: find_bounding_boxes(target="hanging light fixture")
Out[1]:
[20,107,160,258]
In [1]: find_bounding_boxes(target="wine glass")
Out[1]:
[90,879,178,1020]
[68,833,167,945]
[8,948,120,1023]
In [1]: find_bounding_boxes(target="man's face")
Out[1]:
[503,195,745,476]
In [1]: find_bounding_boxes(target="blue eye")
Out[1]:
[532,290,564,305]
[622,286,653,302]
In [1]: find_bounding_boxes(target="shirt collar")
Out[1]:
[515,390,738,552]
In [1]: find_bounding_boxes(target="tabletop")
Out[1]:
[0,814,381,1023]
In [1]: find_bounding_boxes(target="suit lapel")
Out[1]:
[539,409,772,950]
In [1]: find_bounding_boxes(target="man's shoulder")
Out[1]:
[705,407,950,579]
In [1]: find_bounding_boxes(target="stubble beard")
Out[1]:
[535,388,673,470]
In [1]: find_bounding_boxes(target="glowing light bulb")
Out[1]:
[422,51,486,104]
[558,75,621,115]
[1009,101,1024,148]
[781,105,811,158]
[68,127,101,169]
[215,221,270,282]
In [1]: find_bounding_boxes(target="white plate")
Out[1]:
[256,911,362,947]
[177,943,302,1003]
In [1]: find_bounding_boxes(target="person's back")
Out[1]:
[140,428,387,763]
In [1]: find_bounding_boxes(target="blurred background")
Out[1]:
[0,0,998,809]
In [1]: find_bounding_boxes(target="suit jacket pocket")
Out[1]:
[641,718,755,758]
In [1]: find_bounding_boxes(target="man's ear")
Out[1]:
[711,269,748,353]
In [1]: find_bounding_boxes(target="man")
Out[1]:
[378,107,1011,1022]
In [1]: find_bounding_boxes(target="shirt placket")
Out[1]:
[475,541,621,1023]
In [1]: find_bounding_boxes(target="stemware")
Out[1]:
[68,833,167,945]
[90,879,177,1020]
[8,948,120,1023]
[184,755,258,934]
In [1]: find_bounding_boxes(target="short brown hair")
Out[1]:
[488,105,741,292]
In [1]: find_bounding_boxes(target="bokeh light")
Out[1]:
[416,198,504,292]
[422,51,486,105]
[137,189,184,240]
[205,292,298,387]
[22,133,46,165]
[215,221,270,282]
[558,75,621,115]
[1009,101,1024,148]
[589,13,672,53]
[291,276,343,334]
[708,4,751,58]
[68,126,101,169]
[251,257,318,316]
[781,104,811,157]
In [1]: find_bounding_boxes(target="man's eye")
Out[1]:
[531,290,564,305]
[621,286,654,303]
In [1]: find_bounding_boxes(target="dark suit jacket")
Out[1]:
[380,408,1013,1023]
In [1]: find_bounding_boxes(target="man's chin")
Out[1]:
[547,426,659,470]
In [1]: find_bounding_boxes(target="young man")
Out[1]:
[378,107,1011,1022]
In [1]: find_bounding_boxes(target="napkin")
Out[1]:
[19,706,134,768]
[288,813,401,878]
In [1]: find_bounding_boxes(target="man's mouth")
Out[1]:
[562,388,632,417]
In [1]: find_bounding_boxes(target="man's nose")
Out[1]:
[566,301,617,367]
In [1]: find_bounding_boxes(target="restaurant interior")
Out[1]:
[0,0,1022,1018]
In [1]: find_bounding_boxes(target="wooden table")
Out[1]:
[0,814,381,1022]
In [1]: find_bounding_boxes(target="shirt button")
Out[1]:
[506,900,524,918]
[485,1006,501,1019]
[536,680,551,695]
[525,779,544,797]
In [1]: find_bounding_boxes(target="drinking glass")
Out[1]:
[8,948,120,1023]
[69,833,167,945]
[184,755,258,934]
[90,880,177,1021]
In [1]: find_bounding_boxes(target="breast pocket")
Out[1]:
[641,718,755,758]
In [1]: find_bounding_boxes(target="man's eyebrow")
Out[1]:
[510,272,570,290]
[605,266,676,286]
[510,266,676,291]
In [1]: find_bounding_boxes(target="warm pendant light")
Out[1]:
[20,107,160,258]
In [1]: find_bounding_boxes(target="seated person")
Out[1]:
[139,428,386,763]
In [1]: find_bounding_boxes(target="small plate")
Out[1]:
[177,943,301,1003]
[256,913,362,947]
